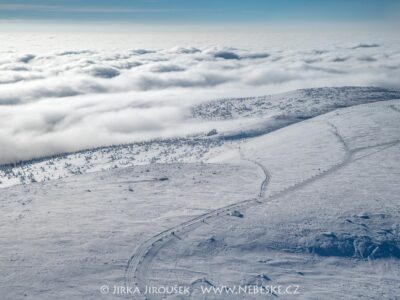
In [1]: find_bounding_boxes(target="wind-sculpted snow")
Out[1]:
[1,41,400,165]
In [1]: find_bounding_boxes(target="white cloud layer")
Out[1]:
[1,40,400,164]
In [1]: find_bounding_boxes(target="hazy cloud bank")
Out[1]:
[0,42,400,164]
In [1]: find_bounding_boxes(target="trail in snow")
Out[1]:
[124,128,334,297]
[124,144,271,299]
[238,145,271,198]
[127,141,400,299]
[125,104,400,299]
[125,141,399,299]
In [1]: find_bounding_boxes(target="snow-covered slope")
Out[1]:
[126,100,400,300]
[1,87,400,189]
[0,163,262,300]
[192,87,400,120]
[0,90,399,300]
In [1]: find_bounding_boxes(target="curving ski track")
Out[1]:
[238,145,271,198]
[125,108,400,299]
[124,145,271,299]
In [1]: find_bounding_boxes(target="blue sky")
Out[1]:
[0,0,399,24]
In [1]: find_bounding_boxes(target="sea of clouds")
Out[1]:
[1,34,400,164]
